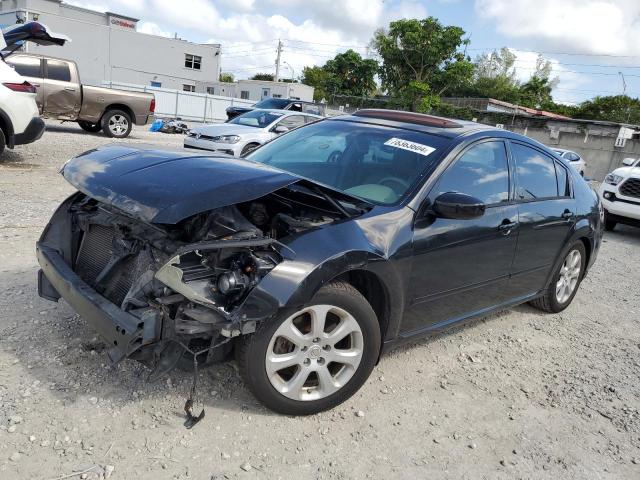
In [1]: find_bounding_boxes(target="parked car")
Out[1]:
[226,97,324,121]
[599,157,640,230]
[552,148,586,177]
[7,53,155,138]
[185,109,322,156]
[0,22,68,155]
[37,110,602,416]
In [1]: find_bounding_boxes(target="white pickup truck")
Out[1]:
[599,157,640,231]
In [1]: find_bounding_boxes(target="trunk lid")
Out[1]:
[2,22,70,56]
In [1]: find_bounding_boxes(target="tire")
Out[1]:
[529,241,587,313]
[240,143,260,157]
[78,121,102,133]
[0,127,5,156]
[604,212,617,232]
[101,109,132,138]
[236,281,381,415]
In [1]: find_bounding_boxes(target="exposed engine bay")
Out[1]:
[62,183,356,374]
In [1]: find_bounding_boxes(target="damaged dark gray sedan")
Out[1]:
[37,110,602,415]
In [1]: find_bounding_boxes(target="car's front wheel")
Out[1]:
[530,241,586,313]
[236,282,380,415]
[78,121,102,133]
[604,211,617,231]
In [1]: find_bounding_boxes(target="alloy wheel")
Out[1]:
[265,304,364,401]
[556,249,582,303]
[108,115,129,136]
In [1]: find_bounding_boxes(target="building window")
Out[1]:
[183,84,195,92]
[272,94,282,98]
[185,54,202,70]
[150,81,162,88]
[240,90,250,99]
[206,87,215,95]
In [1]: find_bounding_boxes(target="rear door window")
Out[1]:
[511,143,558,200]
[8,56,42,78]
[555,162,570,197]
[45,60,71,82]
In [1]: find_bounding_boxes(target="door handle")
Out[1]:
[64,87,76,92]
[499,220,518,235]
[561,209,575,220]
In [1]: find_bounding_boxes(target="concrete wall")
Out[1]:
[476,113,640,181]
[1,0,221,92]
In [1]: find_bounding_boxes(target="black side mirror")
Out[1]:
[432,192,486,220]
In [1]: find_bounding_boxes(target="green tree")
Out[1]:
[301,50,378,102]
[219,72,234,82]
[574,95,640,124]
[460,47,522,103]
[301,66,332,101]
[371,17,473,111]
[250,73,275,81]
[322,49,378,97]
[519,76,554,109]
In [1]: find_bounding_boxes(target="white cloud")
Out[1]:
[137,21,172,37]
[509,49,589,104]
[59,0,426,79]
[476,0,640,56]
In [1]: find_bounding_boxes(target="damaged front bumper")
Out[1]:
[37,243,161,363]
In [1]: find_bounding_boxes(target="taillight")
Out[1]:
[3,82,37,94]
[150,98,156,113]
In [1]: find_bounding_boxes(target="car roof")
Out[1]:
[329,109,496,139]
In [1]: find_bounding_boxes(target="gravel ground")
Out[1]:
[0,121,639,480]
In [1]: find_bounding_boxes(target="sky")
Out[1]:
[65,0,640,105]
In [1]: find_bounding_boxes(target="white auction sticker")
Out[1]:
[384,137,435,157]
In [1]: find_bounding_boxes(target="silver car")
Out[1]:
[184,109,323,156]
[553,148,587,177]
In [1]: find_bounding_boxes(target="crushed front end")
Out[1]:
[37,193,286,375]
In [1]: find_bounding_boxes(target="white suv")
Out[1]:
[0,60,43,155]
[599,157,640,231]
[0,22,68,156]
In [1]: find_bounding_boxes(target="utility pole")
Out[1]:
[274,39,282,82]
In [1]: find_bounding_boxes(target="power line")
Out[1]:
[467,47,640,59]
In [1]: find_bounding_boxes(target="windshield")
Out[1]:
[229,110,284,129]
[246,120,450,205]
[254,98,291,109]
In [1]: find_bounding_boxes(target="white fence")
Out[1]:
[101,81,254,123]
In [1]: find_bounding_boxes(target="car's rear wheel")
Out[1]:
[78,121,102,133]
[236,281,380,415]
[102,109,132,138]
[530,241,586,313]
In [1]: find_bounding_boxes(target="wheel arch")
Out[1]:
[0,107,15,147]
[101,103,135,123]
[233,251,405,351]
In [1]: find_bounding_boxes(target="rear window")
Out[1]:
[8,57,42,78]
[46,60,71,82]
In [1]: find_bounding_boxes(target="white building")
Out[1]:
[234,79,314,102]
[0,0,222,92]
